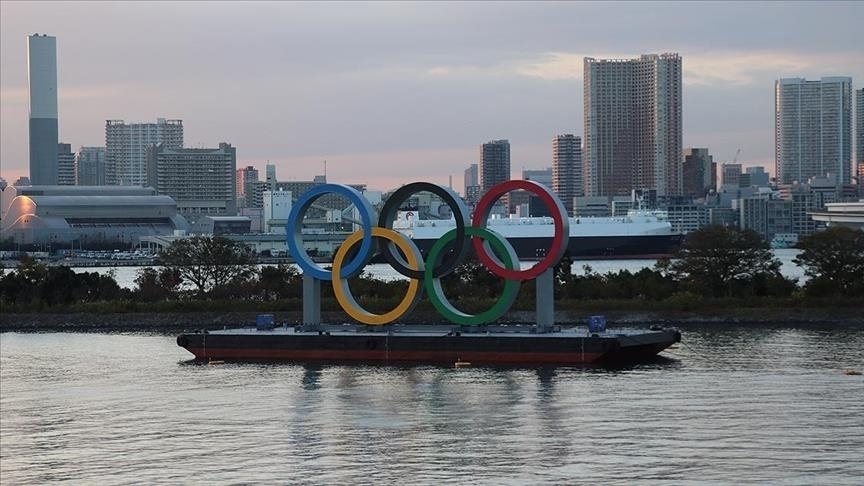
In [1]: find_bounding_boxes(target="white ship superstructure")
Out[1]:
[391,210,682,259]
[394,210,676,238]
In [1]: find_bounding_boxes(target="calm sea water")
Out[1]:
[2,325,862,484]
[67,249,807,290]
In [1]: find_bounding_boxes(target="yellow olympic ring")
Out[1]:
[331,227,423,325]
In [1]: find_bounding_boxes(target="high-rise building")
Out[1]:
[236,166,259,197]
[775,77,853,185]
[266,164,277,191]
[745,166,770,187]
[721,163,742,187]
[236,165,259,208]
[777,176,843,237]
[737,196,792,242]
[584,53,682,197]
[682,148,714,197]
[856,88,863,177]
[106,118,184,186]
[479,140,510,194]
[28,34,59,185]
[552,134,582,214]
[57,143,76,185]
[464,164,479,200]
[76,146,107,186]
[145,142,237,222]
[522,167,552,188]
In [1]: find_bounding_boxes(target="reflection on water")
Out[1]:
[2,325,863,484]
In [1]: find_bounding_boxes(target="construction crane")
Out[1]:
[732,148,741,165]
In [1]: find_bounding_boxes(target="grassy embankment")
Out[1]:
[3,293,862,333]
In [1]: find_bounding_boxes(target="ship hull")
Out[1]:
[177,326,681,366]
[408,233,684,261]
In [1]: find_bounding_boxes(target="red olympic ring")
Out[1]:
[471,180,570,280]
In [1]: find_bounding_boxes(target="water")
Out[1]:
[66,249,807,290]
[2,326,863,484]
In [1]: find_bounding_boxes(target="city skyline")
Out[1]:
[1,1,863,192]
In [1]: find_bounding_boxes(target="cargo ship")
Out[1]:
[392,210,683,260]
[176,318,682,366]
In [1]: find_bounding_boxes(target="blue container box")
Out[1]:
[588,315,606,333]
[256,314,275,330]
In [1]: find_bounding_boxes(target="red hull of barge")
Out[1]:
[177,325,681,366]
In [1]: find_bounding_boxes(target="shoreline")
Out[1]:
[2,309,861,334]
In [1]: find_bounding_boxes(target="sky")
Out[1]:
[1,1,862,193]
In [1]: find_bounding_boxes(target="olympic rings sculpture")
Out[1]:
[287,180,570,326]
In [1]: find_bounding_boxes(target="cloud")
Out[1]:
[687,51,864,86]
[508,50,864,87]
[514,52,583,81]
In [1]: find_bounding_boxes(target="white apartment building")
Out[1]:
[775,77,853,185]
[106,118,184,186]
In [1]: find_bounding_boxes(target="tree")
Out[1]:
[40,266,81,306]
[793,226,864,297]
[135,267,183,302]
[0,260,126,308]
[256,264,302,301]
[0,256,47,306]
[657,225,789,298]
[156,236,257,297]
[76,270,125,302]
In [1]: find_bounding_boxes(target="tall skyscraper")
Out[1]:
[856,88,863,176]
[145,142,237,221]
[28,34,59,185]
[552,134,582,214]
[584,53,682,197]
[236,165,259,208]
[682,148,714,197]
[76,146,107,186]
[106,118,184,186]
[775,77,853,185]
[479,140,510,193]
[57,143,76,185]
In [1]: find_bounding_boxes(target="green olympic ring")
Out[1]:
[424,227,520,325]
